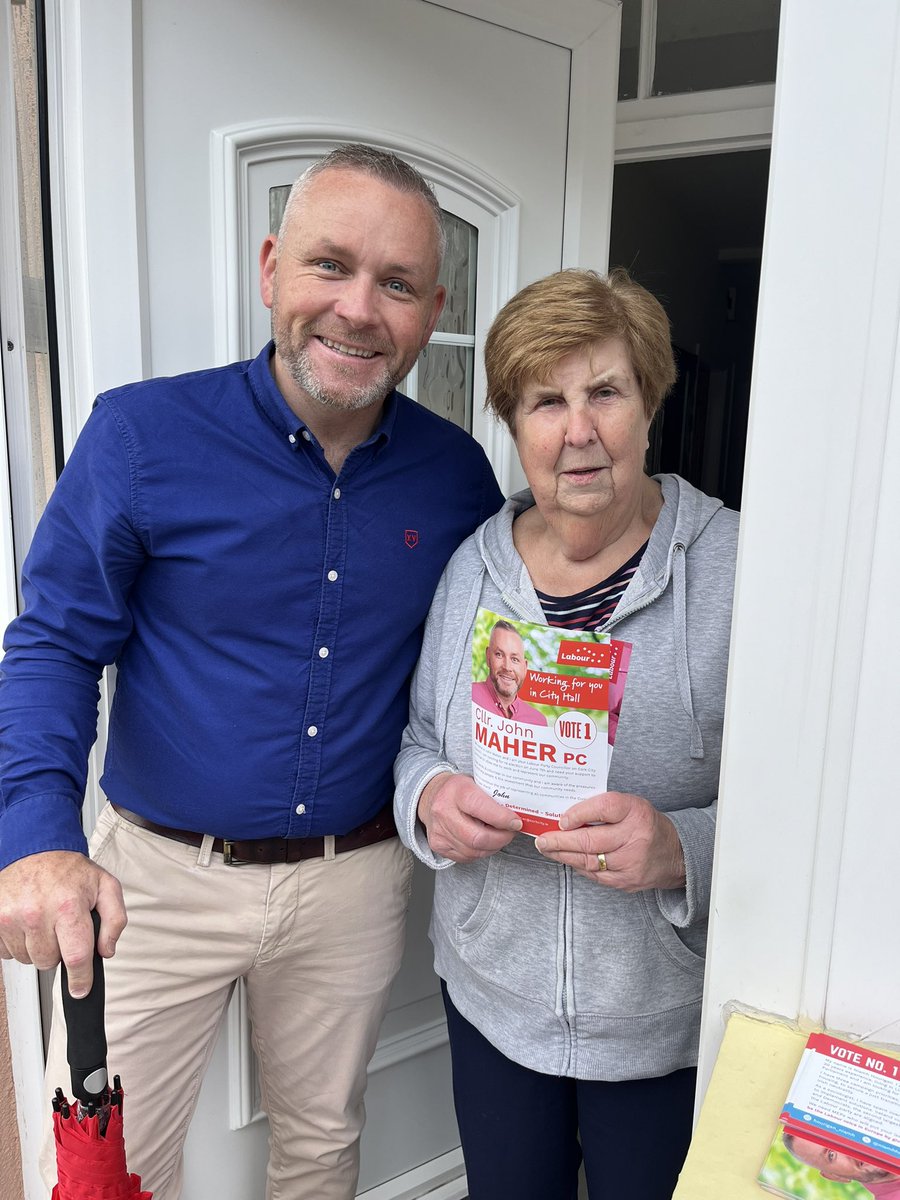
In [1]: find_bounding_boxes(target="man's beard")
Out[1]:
[492,675,519,701]
[275,318,410,412]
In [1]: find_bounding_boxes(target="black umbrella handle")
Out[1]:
[60,909,109,1102]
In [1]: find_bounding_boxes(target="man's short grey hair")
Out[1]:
[278,142,446,264]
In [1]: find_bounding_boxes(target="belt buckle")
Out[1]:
[223,839,235,866]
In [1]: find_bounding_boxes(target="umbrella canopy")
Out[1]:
[51,1081,151,1200]
[51,915,152,1199]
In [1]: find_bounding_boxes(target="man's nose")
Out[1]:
[332,275,378,328]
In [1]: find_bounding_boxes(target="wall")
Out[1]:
[0,978,24,1200]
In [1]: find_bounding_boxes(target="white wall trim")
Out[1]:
[368,1016,449,1075]
[2,963,45,1200]
[357,1148,466,1200]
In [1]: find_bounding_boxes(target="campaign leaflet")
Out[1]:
[470,608,631,837]
[758,1033,900,1199]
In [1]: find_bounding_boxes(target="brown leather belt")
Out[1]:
[112,802,397,865]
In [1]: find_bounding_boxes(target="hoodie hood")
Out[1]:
[478,475,723,616]
[475,473,726,758]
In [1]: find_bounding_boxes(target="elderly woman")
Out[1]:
[394,268,739,1200]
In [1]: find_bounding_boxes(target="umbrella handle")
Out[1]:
[60,909,109,1102]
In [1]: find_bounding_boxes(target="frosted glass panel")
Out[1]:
[654,0,780,95]
[270,185,290,234]
[435,212,477,335]
[416,343,473,431]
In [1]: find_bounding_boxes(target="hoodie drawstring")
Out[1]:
[672,543,704,759]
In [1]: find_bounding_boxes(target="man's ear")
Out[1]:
[259,235,278,309]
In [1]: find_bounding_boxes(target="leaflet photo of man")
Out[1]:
[783,1132,900,1199]
[471,619,548,726]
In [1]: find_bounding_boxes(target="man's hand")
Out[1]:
[417,773,522,863]
[535,792,686,892]
[0,852,127,997]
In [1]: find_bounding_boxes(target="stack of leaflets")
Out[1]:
[469,607,632,836]
[758,1033,900,1199]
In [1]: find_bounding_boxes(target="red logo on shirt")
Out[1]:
[405,530,419,548]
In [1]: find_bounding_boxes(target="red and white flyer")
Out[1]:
[470,607,631,836]
[779,1033,900,1170]
[758,1033,900,1198]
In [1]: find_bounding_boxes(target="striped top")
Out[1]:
[536,542,647,631]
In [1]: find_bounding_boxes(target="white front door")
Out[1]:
[42,1,621,1196]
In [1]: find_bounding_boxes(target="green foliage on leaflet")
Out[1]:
[759,1128,871,1200]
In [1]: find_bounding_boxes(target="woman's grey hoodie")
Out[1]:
[394,474,739,1080]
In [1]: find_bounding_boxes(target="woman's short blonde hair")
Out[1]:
[484,268,676,432]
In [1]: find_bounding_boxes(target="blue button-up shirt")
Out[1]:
[0,344,503,867]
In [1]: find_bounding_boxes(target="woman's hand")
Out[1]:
[534,792,685,891]
[418,773,522,863]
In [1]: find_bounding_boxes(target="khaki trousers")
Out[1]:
[41,803,413,1199]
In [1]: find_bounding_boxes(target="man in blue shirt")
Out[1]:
[0,144,503,1199]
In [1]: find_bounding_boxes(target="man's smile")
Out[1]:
[317,336,379,359]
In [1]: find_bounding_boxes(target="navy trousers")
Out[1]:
[442,982,696,1200]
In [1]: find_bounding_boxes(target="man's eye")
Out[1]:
[386,280,410,294]
[317,260,339,272]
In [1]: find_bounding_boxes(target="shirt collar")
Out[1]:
[485,678,522,719]
[249,341,400,452]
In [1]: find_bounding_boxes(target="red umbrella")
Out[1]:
[51,914,152,1199]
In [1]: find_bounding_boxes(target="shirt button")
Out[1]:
[318,647,329,658]
[302,430,312,442]
[307,725,318,737]
[295,803,306,815]
[333,487,341,500]
[327,570,338,582]
[288,434,296,444]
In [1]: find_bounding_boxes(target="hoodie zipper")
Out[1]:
[498,546,680,1068]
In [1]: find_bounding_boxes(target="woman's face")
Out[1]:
[514,339,652,523]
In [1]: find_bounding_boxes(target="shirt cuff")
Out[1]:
[0,792,89,870]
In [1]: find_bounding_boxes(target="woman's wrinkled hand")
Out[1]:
[534,792,685,892]
[417,773,522,863]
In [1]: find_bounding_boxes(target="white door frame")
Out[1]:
[698,0,900,1104]
[0,1,52,1192]
[615,83,775,163]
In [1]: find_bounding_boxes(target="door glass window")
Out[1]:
[268,187,476,432]
[653,0,780,95]
[414,211,476,432]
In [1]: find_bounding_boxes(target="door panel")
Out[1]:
[139,0,570,377]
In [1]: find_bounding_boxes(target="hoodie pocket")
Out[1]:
[639,891,706,975]
[443,849,564,1004]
